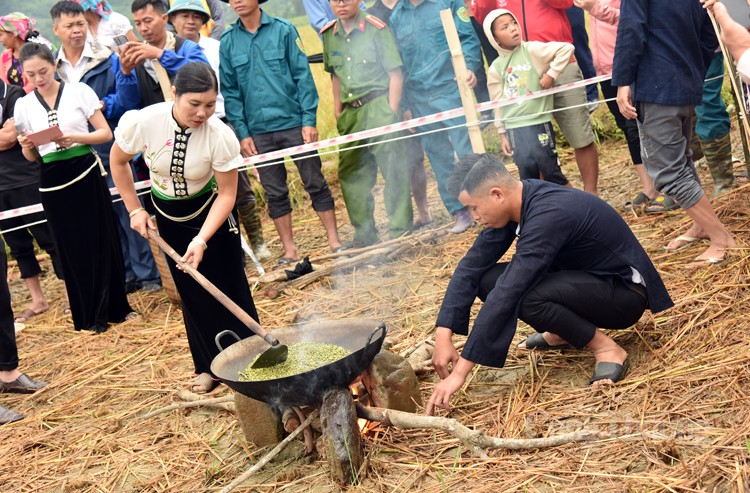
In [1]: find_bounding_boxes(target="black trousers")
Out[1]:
[0,238,18,371]
[478,264,648,348]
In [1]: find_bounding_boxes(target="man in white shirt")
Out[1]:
[167,0,271,259]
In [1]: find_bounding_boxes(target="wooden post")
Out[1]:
[440,9,485,153]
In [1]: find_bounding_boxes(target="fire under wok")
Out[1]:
[211,318,386,407]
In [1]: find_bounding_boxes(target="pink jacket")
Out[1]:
[587,0,620,76]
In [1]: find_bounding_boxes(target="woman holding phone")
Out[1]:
[110,62,258,393]
[14,42,134,333]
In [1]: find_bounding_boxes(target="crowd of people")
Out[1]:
[0,0,745,423]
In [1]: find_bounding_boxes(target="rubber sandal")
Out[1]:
[645,195,680,213]
[622,192,651,211]
[590,359,630,385]
[14,307,47,323]
[518,333,573,351]
[664,235,706,252]
[276,257,300,267]
[331,246,348,254]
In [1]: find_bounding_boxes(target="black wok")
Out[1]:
[211,318,386,407]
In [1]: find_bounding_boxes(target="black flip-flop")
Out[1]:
[589,359,630,385]
[518,333,573,351]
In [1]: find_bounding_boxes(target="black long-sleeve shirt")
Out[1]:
[436,180,673,368]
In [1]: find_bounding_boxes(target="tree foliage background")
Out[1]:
[1,0,308,43]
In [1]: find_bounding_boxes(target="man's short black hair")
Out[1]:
[447,153,514,198]
[50,1,85,22]
[132,0,167,14]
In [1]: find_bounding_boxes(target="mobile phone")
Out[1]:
[113,34,128,46]
[724,0,750,30]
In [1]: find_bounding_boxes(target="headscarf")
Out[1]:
[71,0,114,20]
[0,12,55,50]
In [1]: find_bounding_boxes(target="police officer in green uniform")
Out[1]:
[322,0,413,246]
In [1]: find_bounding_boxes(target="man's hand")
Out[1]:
[616,86,637,120]
[433,327,459,379]
[240,137,258,157]
[539,73,554,90]
[573,0,597,11]
[500,133,513,157]
[425,371,466,415]
[123,43,163,66]
[700,0,718,9]
[402,110,416,134]
[465,70,477,89]
[301,126,318,144]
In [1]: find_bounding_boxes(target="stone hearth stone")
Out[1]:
[234,393,283,447]
[361,350,422,412]
[321,387,362,484]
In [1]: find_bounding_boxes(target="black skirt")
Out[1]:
[39,151,133,332]
[152,191,258,375]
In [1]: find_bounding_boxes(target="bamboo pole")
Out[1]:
[708,10,750,147]
[440,9,485,153]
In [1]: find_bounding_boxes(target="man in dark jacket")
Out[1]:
[426,154,673,415]
[51,0,162,292]
[613,0,736,265]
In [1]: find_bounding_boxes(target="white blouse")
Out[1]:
[13,82,102,156]
[115,102,243,198]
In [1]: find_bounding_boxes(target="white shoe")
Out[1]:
[253,243,273,261]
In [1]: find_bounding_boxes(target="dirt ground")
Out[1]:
[1,126,749,492]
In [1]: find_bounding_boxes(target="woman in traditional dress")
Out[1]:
[0,13,54,93]
[110,62,259,393]
[14,42,134,333]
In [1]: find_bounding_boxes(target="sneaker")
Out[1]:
[253,243,273,261]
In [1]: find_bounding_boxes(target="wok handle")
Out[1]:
[360,323,387,367]
[215,329,241,352]
[148,229,281,348]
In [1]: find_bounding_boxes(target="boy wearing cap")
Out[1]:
[484,9,573,185]
[321,1,412,245]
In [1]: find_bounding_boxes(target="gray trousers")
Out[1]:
[637,102,705,209]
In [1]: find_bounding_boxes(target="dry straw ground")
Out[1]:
[2,24,750,488]
[2,121,749,492]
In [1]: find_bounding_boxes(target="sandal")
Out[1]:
[645,194,680,213]
[192,372,220,393]
[590,359,630,386]
[622,192,651,211]
[14,307,48,323]
[276,257,300,267]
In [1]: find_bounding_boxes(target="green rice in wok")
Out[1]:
[238,342,352,381]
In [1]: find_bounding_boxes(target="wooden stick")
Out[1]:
[440,8,485,153]
[219,409,319,493]
[708,10,750,144]
[356,405,599,459]
[138,395,234,419]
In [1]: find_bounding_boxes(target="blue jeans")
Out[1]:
[566,6,598,103]
[412,92,473,215]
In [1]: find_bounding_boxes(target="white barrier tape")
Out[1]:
[0,178,152,222]
[243,74,612,168]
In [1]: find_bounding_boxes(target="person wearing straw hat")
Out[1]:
[425,153,673,415]
[613,0,737,266]
[168,0,271,260]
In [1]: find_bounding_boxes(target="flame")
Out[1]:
[350,383,370,434]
